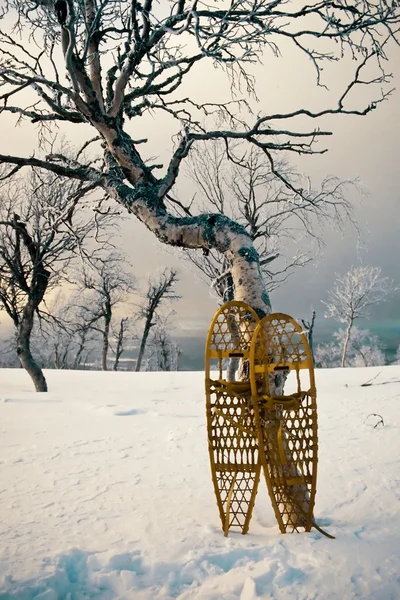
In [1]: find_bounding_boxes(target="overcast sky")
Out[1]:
[1,26,399,336]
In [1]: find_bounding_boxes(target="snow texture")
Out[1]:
[1,367,400,599]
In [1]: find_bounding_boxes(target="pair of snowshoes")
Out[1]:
[205,301,333,539]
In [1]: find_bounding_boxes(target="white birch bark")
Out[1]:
[341,321,353,368]
[124,196,272,315]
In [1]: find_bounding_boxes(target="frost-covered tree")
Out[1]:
[314,341,342,369]
[316,327,386,368]
[323,265,396,367]
[395,345,400,366]
[0,1,399,348]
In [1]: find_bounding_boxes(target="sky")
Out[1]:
[1,11,400,337]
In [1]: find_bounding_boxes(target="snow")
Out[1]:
[1,366,400,600]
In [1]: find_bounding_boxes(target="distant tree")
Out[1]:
[34,272,135,371]
[314,342,341,369]
[323,266,396,368]
[75,254,136,370]
[111,316,131,371]
[69,305,100,369]
[0,335,19,368]
[32,294,99,370]
[395,345,400,366]
[145,320,180,372]
[316,327,386,368]
[135,269,180,372]
[34,322,73,369]
[0,172,114,390]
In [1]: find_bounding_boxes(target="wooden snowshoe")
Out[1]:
[249,313,319,534]
[205,301,260,536]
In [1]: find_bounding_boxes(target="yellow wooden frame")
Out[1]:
[205,301,260,536]
[249,313,318,534]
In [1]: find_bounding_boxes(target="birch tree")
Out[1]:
[0,172,114,390]
[323,266,396,367]
[0,0,398,340]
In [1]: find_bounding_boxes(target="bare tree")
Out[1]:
[70,307,99,369]
[145,320,180,372]
[75,254,136,370]
[111,316,130,371]
[0,335,19,368]
[323,266,396,367]
[0,172,114,390]
[135,268,180,372]
[183,144,357,298]
[35,322,74,369]
[32,293,100,369]
[301,310,316,366]
[0,1,398,340]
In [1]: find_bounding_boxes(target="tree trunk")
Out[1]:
[308,313,316,366]
[135,320,152,372]
[227,358,239,381]
[111,185,273,367]
[301,310,316,366]
[159,339,171,371]
[16,304,47,392]
[101,313,111,371]
[113,318,127,371]
[73,330,87,369]
[341,321,353,368]
[104,185,269,313]
[100,296,113,371]
[101,327,109,370]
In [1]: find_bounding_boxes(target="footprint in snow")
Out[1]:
[114,408,147,417]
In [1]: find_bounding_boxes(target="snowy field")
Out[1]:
[1,366,400,600]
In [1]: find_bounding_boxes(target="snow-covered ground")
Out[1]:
[1,366,399,600]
